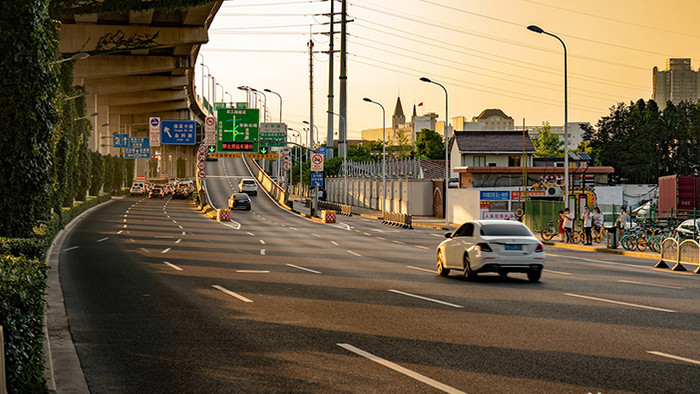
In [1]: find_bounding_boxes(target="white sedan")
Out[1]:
[436,220,545,282]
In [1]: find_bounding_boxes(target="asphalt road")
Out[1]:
[59,157,700,393]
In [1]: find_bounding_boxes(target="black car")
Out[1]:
[172,188,189,200]
[228,193,251,210]
[149,188,164,199]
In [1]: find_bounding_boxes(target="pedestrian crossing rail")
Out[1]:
[656,238,700,273]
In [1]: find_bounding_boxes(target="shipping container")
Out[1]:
[658,175,700,217]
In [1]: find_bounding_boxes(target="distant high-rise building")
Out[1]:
[653,58,700,105]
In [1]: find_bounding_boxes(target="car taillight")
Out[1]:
[476,243,492,252]
[535,243,544,253]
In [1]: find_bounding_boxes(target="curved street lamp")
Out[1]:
[362,97,387,214]
[52,52,89,65]
[66,91,91,101]
[527,24,569,208]
[419,77,449,228]
[264,88,283,123]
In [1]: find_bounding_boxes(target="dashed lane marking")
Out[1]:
[259,240,266,245]
[236,270,269,273]
[161,248,171,254]
[544,269,572,275]
[286,264,321,274]
[260,249,266,255]
[406,265,435,273]
[565,293,677,313]
[414,245,429,250]
[646,351,700,366]
[347,250,362,257]
[388,289,463,309]
[212,285,254,303]
[63,246,80,252]
[331,241,339,246]
[163,261,183,271]
[175,239,182,244]
[618,280,684,289]
[97,237,109,243]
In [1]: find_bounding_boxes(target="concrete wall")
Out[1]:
[326,178,433,216]
[447,188,480,224]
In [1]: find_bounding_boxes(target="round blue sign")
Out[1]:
[150,117,160,126]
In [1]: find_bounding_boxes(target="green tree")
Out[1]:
[531,121,563,157]
[0,1,60,237]
[415,128,444,159]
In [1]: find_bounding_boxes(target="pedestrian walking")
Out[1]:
[563,208,574,243]
[616,207,629,238]
[581,206,593,245]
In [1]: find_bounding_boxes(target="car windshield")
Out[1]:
[480,223,532,236]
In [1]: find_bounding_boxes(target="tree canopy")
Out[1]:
[531,121,563,158]
[415,128,444,159]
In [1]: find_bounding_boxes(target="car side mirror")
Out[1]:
[444,232,452,238]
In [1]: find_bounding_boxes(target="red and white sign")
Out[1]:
[482,211,516,220]
[310,153,324,172]
[282,162,291,171]
[197,153,206,162]
[511,190,546,200]
[198,145,207,154]
[197,161,206,170]
[136,175,145,182]
[204,116,216,145]
[198,169,207,179]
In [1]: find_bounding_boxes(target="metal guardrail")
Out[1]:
[656,238,700,273]
[318,201,352,216]
[382,211,413,229]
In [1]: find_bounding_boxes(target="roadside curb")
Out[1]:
[542,241,659,260]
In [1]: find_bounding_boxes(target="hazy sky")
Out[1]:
[198,0,700,141]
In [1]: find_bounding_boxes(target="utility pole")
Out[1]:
[308,39,314,155]
[326,0,335,158]
[339,0,347,159]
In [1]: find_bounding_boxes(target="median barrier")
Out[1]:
[216,209,231,222]
[656,238,678,269]
[382,211,413,229]
[680,239,700,273]
[321,210,336,223]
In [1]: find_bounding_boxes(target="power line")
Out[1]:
[350,1,650,71]
[222,0,322,6]
[352,21,647,91]
[350,53,604,113]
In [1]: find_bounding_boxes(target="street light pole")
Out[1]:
[362,98,386,214]
[303,121,319,148]
[528,25,569,208]
[328,111,347,205]
[264,88,283,123]
[420,77,449,228]
[216,82,224,104]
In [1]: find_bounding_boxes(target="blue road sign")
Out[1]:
[318,147,327,158]
[130,137,150,149]
[150,117,160,127]
[310,172,324,187]
[480,190,510,201]
[124,147,150,159]
[113,134,130,148]
[161,120,196,145]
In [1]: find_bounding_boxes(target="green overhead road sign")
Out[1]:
[217,108,259,153]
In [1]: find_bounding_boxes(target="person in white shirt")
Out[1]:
[616,207,629,238]
[592,207,604,235]
[581,206,593,245]
[563,208,574,243]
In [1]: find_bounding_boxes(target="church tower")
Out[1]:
[392,97,405,131]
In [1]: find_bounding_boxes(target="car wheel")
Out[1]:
[436,251,450,277]
[527,270,541,283]
[464,255,478,281]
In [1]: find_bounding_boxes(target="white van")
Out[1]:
[130,181,145,196]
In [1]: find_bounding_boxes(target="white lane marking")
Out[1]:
[337,344,466,394]
[347,250,362,257]
[63,246,80,252]
[116,230,123,235]
[163,261,183,271]
[289,227,298,231]
[393,240,406,245]
[172,220,177,223]
[247,232,255,236]
[376,236,386,240]
[140,248,149,253]
[175,239,182,244]
[406,265,435,273]
[618,280,684,289]
[330,222,352,231]
[544,269,572,275]
[178,225,183,229]
[221,221,241,230]
[259,240,266,245]
[212,285,254,303]
[564,293,676,313]
[646,351,700,366]
[431,233,443,237]
[182,231,186,235]
[123,224,127,228]
[97,237,109,243]
[236,270,269,273]
[123,219,127,222]
[167,215,170,218]
[311,233,322,238]
[286,264,321,274]
[331,241,339,246]
[161,248,171,254]
[260,249,266,255]
[414,245,429,250]
[389,289,463,308]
